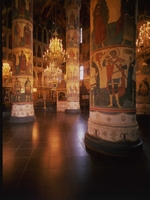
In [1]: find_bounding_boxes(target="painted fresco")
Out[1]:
[90,46,135,108]
[136,62,150,104]
[66,10,79,31]
[66,66,79,103]
[12,50,33,76]
[12,0,33,21]
[83,61,90,76]
[12,20,33,49]
[65,2,80,110]
[90,0,136,51]
[82,28,90,62]
[82,45,90,62]
[66,30,79,48]
[67,84,79,102]
[66,67,79,82]
[12,76,33,102]
[67,48,79,65]
[81,28,90,91]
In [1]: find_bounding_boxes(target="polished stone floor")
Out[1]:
[2,109,150,200]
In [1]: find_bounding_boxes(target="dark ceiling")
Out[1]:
[2,0,150,31]
[2,0,150,39]
[2,0,90,38]
[33,0,90,30]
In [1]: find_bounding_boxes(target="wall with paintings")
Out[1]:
[136,60,150,115]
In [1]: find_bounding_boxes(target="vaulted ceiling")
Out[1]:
[33,0,90,31]
[2,0,150,32]
[2,0,150,41]
[2,0,90,38]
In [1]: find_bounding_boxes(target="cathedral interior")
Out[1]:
[2,0,150,200]
[2,0,90,111]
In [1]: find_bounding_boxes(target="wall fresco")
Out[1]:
[12,0,33,21]
[8,0,35,120]
[66,10,79,31]
[12,76,33,103]
[90,46,135,108]
[66,30,79,48]
[12,49,33,76]
[81,28,90,91]
[65,1,81,110]
[90,0,136,51]
[136,61,150,115]
[12,20,33,49]
[87,0,139,145]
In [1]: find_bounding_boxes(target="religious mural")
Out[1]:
[66,30,79,48]
[90,0,136,51]
[67,84,79,102]
[11,0,34,115]
[81,27,90,92]
[12,0,33,21]
[136,61,150,109]
[12,50,33,76]
[65,1,81,110]
[66,10,79,31]
[67,48,79,65]
[66,66,79,103]
[12,76,33,102]
[83,61,90,76]
[82,45,90,62]
[12,20,32,49]
[66,67,79,81]
[90,47,135,108]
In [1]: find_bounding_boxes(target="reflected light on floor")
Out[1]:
[32,122,39,142]
[47,127,62,148]
[3,150,15,171]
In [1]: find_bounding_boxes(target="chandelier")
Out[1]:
[44,63,63,84]
[43,30,68,67]
[136,21,150,61]
[2,63,12,77]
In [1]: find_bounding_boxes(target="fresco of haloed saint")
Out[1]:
[67,49,79,65]
[66,66,79,102]
[136,61,150,104]
[67,68,73,81]
[66,30,79,48]
[66,9,79,31]
[67,84,79,102]
[90,47,136,108]
[12,50,33,76]
[90,0,135,51]
[12,0,33,21]
[12,21,32,49]
[12,77,33,102]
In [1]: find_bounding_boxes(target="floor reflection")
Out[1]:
[2,110,150,200]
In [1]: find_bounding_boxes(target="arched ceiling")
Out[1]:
[2,0,90,34]
[3,0,150,34]
[33,0,90,31]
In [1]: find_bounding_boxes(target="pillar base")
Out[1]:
[9,115,36,123]
[85,132,143,157]
[65,109,81,114]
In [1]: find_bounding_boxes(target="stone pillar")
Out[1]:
[10,0,36,123]
[85,0,143,156]
[65,0,81,113]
